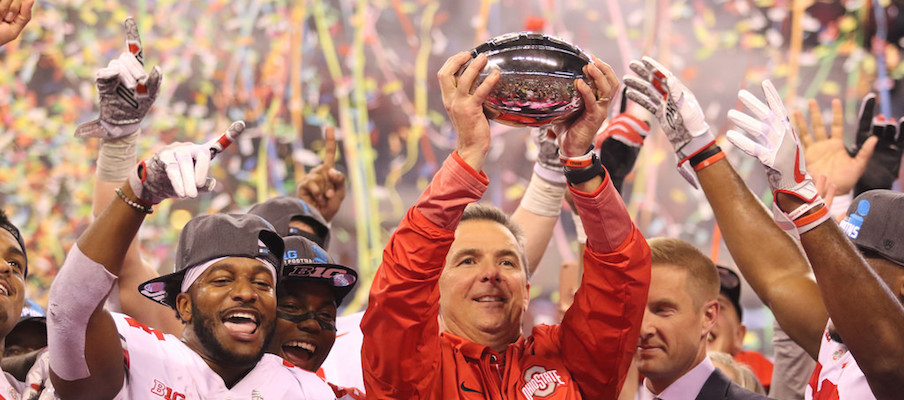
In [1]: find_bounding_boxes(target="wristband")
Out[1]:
[559,145,595,169]
[692,152,726,172]
[794,204,831,234]
[520,172,567,217]
[564,153,605,185]
[787,199,825,221]
[688,145,723,167]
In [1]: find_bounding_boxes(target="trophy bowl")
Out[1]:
[460,32,593,127]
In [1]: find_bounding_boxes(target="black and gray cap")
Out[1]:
[139,213,285,308]
[281,236,357,306]
[840,189,904,267]
[248,196,330,249]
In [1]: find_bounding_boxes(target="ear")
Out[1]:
[523,283,531,312]
[175,292,193,323]
[735,323,747,349]
[701,299,719,338]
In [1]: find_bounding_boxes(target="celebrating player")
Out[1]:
[45,18,334,400]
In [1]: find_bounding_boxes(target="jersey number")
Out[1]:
[125,317,166,341]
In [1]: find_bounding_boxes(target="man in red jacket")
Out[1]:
[361,50,652,399]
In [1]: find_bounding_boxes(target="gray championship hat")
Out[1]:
[139,213,285,308]
[281,236,357,306]
[839,189,904,267]
[248,196,330,249]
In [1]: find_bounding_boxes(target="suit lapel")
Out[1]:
[694,369,731,400]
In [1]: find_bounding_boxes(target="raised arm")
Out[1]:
[625,60,828,358]
[80,22,183,337]
[361,51,498,398]
[730,80,904,398]
[554,57,653,399]
[296,126,347,223]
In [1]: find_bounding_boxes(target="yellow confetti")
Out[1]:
[169,209,193,231]
[820,81,841,96]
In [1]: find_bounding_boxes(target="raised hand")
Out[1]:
[849,93,904,194]
[623,56,714,187]
[0,0,33,47]
[558,55,619,157]
[128,121,245,205]
[792,98,877,196]
[75,17,163,139]
[297,126,346,222]
[727,80,817,203]
[438,52,500,171]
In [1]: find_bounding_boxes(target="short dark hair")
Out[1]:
[460,203,529,277]
[0,209,27,277]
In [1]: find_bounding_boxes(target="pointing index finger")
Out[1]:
[123,17,143,64]
[208,121,246,159]
[322,126,337,169]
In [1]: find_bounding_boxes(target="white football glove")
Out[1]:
[726,80,818,203]
[128,121,245,204]
[75,17,162,139]
[623,56,714,187]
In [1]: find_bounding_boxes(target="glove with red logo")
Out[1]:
[623,57,714,188]
[75,17,162,139]
[128,121,244,205]
[727,80,829,235]
[727,80,817,202]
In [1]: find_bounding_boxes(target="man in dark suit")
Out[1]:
[636,238,770,400]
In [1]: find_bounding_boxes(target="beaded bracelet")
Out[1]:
[115,187,154,214]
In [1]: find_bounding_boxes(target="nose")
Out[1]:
[231,278,258,303]
[639,310,654,338]
[296,314,323,333]
[478,261,502,283]
[0,260,11,276]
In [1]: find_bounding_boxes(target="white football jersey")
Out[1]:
[0,371,22,400]
[319,311,364,394]
[110,312,335,399]
[805,322,874,400]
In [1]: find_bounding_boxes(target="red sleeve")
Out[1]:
[361,153,487,398]
[559,173,652,399]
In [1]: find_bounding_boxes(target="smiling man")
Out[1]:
[0,210,28,396]
[636,238,770,400]
[268,236,362,399]
[45,140,335,399]
[362,50,650,399]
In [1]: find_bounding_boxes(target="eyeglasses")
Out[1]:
[276,310,337,331]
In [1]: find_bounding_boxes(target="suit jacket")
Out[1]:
[695,369,772,400]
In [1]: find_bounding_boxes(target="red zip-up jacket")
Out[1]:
[362,152,651,399]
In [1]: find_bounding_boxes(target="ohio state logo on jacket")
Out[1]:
[521,365,566,399]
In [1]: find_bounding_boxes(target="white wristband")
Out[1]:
[520,172,567,217]
[97,132,139,182]
[829,192,853,219]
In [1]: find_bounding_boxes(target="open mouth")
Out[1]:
[222,310,260,341]
[0,284,8,296]
[282,340,317,365]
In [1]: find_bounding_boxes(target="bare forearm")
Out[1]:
[77,183,146,275]
[696,155,826,358]
[800,221,904,396]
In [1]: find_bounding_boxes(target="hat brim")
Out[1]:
[138,268,189,309]
[280,263,358,306]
